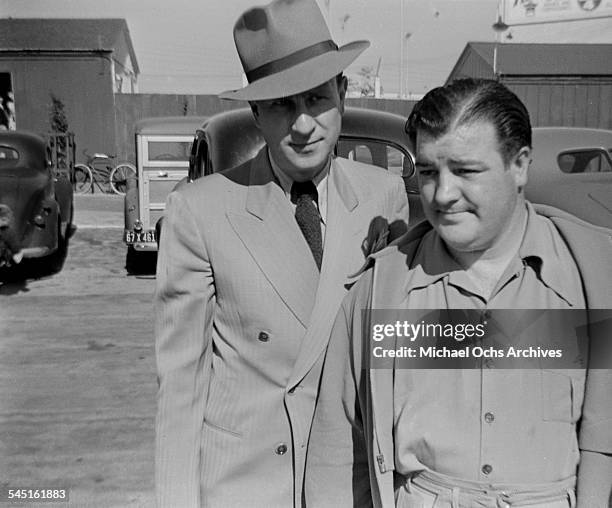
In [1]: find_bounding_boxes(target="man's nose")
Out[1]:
[291,100,316,135]
[433,170,460,206]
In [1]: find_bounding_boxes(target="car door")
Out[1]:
[527,143,612,229]
[336,136,424,224]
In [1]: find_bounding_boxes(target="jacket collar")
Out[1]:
[229,148,319,326]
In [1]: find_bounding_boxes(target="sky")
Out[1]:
[1,0,611,97]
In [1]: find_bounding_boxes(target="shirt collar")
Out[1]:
[268,149,330,223]
[405,202,578,305]
[268,149,329,193]
[404,229,463,294]
[518,201,579,305]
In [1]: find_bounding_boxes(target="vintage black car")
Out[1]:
[527,127,612,229]
[0,131,73,271]
[123,107,418,271]
[123,116,208,271]
[185,107,417,202]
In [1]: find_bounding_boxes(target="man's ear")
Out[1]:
[511,146,531,191]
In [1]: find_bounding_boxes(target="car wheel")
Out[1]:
[65,203,76,239]
[48,220,68,274]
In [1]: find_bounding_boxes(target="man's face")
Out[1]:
[415,119,529,254]
[252,77,347,181]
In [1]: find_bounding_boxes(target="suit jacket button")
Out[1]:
[258,331,269,342]
[274,443,288,455]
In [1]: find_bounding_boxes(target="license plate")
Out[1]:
[125,229,156,244]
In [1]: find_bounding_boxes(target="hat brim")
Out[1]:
[219,40,370,101]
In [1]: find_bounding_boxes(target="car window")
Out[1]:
[350,144,373,165]
[147,140,192,162]
[337,138,411,176]
[557,149,612,174]
[0,146,18,161]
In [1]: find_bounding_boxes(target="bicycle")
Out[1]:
[73,151,136,195]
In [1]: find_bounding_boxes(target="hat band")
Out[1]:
[246,40,338,84]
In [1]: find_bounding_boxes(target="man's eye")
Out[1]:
[266,98,291,108]
[455,168,478,175]
[417,168,436,177]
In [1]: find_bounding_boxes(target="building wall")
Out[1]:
[505,77,612,130]
[112,33,138,93]
[447,47,612,130]
[113,94,417,163]
[0,53,116,164]
[348,97,415,117]
[113,93,246,163]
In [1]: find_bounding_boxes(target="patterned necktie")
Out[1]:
[291,180,323,270]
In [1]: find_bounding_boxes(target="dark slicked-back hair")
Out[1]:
[405,79,532,164]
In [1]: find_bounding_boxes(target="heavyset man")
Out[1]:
[154,0,409,506]
[306,79,612,507]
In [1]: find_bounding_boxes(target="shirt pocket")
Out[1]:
[541,369,585,423]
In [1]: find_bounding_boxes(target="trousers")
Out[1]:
[395,469,576,508]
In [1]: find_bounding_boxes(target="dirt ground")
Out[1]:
[0,194,157,507]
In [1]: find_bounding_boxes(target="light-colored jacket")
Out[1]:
[155,148,409,508]
[305,204,612,508]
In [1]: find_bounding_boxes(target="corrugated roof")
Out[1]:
[0,18,139,74]
[449,42,612,79]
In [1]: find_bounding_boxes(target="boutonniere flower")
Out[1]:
[348,217,392,282]
[361,216,391,259]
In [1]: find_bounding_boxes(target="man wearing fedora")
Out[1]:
[154,0,409,506]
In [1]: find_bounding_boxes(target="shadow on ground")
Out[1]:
[0,230,72,293]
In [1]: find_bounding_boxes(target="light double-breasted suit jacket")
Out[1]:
[154,148,409,508]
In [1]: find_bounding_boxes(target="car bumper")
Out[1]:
[20,245,55,258]
[130,242,158,252]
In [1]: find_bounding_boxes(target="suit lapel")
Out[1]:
[227,150,319,327]
[289,158,363,386]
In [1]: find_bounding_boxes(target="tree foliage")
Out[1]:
[49,93,69,133]
[48,93,72,172]
[348,66,377,97]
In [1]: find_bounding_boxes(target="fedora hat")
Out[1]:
[219,0,369,101]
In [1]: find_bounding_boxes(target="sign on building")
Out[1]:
[503,0,612,25]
